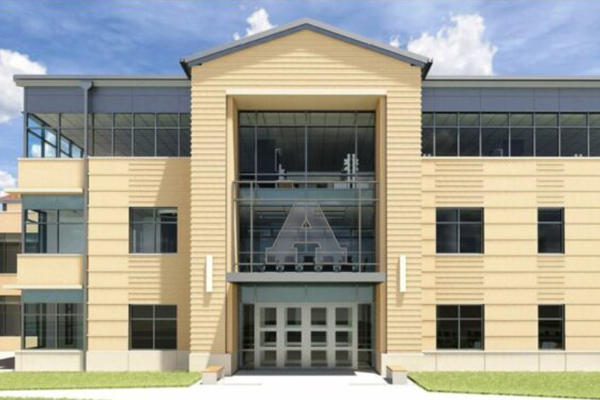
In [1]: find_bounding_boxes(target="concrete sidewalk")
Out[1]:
[0,370,591,400]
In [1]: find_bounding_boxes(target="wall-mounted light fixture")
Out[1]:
[399,254,407,293]
[206,254,213,293]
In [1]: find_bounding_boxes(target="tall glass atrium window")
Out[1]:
[236,112,377,273]
[27,114,84,158]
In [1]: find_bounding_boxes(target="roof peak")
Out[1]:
[180,18,432,78]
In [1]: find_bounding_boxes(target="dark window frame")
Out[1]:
[0,233,20,274]
[538,305,565,350]
[129,207,178,254]
[538,208,564,254]
[129,304,177,350]
[436,305,485,350]
[436,208,484,254]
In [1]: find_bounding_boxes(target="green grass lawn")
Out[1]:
[410,372,600,399]
[0,372,201,391]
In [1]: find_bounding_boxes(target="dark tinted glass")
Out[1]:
[539,209,563,222]
[435,128,457,156]
[131,208,154,223]
[93,114,112,128]
[536,128,559,156]
[461,305,482,318]
[561,128,588,156]
[158,223,177,253]
[436,224,458,253]
[459,128,480,156]
[157,114,179,127]
[130,320,153,349]
[460,114,479,127]
[435,113,457,126]
[134,129,155,156]
[460,320,483,349]
[180,129,190,157]
[131,305,153,319]
[561,113,586,127]
[482,128,508,156]
[591,129,600,156]
[114,129,132,156]
[422,128,434,156]
[590,114,600,127]
[482,113,508,127]
[510,128,534,156]
[539,305,563,319]
[134,114,155,127]
[538,224,563,253]
[156,305,177,319]
[511,113,533,127]
[539,320,563,349]
[155,319,177,349]
[436,320,458,349]
[460,209,482,222]
[437,209,458,222]
[422,113,434,126]
[536,113,558,127]
[460,224,483,253]
[437,305,458,318]
[92,129,112,156]
[115,114,133,127]
[157,129,178,156]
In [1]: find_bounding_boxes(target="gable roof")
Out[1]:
[180,18,432,78]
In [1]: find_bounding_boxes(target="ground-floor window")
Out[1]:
[539,305,564,350]
[129,305,177,350]
[23,302,83,349]
[436,305,484,350]
[0,296,20,336]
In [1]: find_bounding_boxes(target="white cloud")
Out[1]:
[0,170,16,197]
[394,14,497,75]
[0,49,46,123]
[389,35,401,48]
[233,8,275,41]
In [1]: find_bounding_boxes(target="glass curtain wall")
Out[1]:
[237,112,376,273]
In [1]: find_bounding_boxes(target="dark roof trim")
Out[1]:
[424,75,600,89]
[14,75,189,88]
[180,18,432,78]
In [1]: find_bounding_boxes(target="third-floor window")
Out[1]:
[436,208,484,254]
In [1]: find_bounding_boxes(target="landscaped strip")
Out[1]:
[410,372,600,400]
[0,372,201,391]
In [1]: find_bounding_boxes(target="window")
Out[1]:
[28,113,191,158]
[129,305,177,350]
[24,196,84,254]
[539,305,564,350]
[26,114,83,159]
[437,305,484,350]
[422,112,600,158]
[436,208,484,253]
[23,302,83,349]
[130,208,177,253]
[0,234,19,274]
[538,208,564,254]
[239,112,374,181]
[0,297,20,336]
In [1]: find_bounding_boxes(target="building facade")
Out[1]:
[7,19,600,373]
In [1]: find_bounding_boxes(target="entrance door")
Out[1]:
[255,303,358,368]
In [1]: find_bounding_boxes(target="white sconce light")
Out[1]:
[399,254,407,293]
[206,255,213,293]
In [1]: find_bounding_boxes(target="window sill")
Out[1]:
[434,253,484,257]
[537,253,565,256]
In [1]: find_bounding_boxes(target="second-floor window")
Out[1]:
[130,208,177,254]
[0,234,19,274]
[538,208,564,254]
[24,196,84,254]
[436,208,484,254]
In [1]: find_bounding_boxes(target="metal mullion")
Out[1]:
[508,113,512,157]
[178,113,181,157]
[558,113,562,156]
[154,113,157,157]
[457,112,461,156]
[533,112,537,156]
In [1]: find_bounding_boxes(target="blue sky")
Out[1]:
[0,0,599,189]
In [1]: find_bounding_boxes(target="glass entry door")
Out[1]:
[255,303,358,369]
